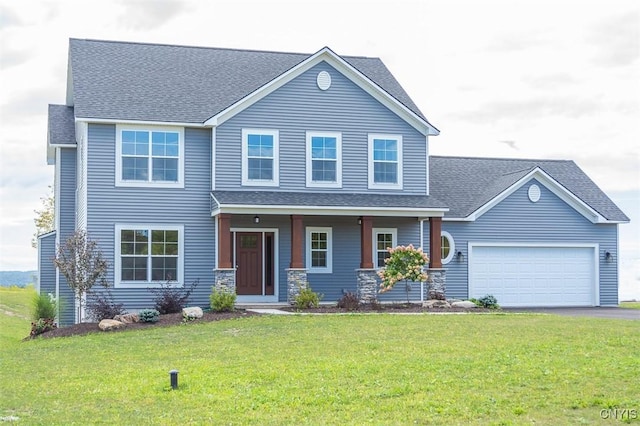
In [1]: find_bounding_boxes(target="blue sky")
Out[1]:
[0,0,638,297]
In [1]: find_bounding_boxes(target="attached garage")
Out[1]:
[469,244,598,307]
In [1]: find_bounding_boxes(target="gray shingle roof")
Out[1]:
[429,156,629,222]
[68,38,428,124]
[212,191,448,210]
[48,104,76,145]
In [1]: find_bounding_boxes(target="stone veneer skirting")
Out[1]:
[213,268,236,294]
[356,269,379,303]
[427,268,446,300]
[286,268,308,304]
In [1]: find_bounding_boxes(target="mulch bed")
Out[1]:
[31,303,493,340]
[31,310,262,340]
[280,302,492,314]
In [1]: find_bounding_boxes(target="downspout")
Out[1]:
[419,218,425,303]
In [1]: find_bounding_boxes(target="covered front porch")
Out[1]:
[211,191,449,304]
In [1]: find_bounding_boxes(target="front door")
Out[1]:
[235,232,262,295]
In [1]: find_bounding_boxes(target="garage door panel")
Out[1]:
[470,246,596,307]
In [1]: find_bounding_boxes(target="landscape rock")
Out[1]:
[451,301,478,309]
[114,313,139,323]
[422,300,451,308]
[182,307,203,319]
[99,319,125,331]
[447,299,462,304]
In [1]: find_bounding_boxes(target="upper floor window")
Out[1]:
[306,131,342,188]
[306,227,333,273]
[116,125,184,188]
[373,228,397,268]
[368,134,403,189]
[242,129,279,186]
[115,224,184,288]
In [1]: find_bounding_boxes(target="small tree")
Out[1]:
[377,244,429,299]
[53,229,108,322]
[32,186,55,248]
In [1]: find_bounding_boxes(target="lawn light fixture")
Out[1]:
[456,250,464,262]
[604,251,613,263]
[169,369,179,390]
[253,215,260,224]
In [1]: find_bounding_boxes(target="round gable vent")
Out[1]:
[528,184,541,203]
[317,71,331,90]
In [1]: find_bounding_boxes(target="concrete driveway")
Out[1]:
[503,307,639,320]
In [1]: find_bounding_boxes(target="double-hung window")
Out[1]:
[116,125,184,187]
[373,228,397,268]
[306,132,342,188]
[368,134,403,189]
[116,225,184,287]
[242,129,279,186]
[306,227,332,273]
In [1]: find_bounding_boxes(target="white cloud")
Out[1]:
[587,11,640,67]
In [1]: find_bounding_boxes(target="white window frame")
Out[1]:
[115,224,185,288]
[372,228,397,268]
[306,131,342,188]
[441,231,455,264]
[368,133,403,190]
[242,128,280,187]
[115,124,185,188]
[306,227,333,273]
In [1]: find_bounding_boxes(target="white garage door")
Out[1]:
[469,245,597,307]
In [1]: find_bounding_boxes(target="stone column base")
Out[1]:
[286,268,308,304]
[427,268,446,300]
[356,269,378,304]
[213,268,236,294]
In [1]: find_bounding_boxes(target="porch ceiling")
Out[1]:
[211,190,448,217]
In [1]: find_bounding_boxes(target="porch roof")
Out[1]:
[211,191,448,217]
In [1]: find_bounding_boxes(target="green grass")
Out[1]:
[621,301,640,310]
[0,285,36,347]
[1,290,639,425]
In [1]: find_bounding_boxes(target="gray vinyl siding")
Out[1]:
[37,232,57,296]
[85,124,215,312]
[215,62,427,194]
[58,148,77,325]
[434,179,619,305]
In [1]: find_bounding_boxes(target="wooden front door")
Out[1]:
[235,232,263,295]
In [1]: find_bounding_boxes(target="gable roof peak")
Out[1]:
[429,155,629,222]
[67,38,433,131]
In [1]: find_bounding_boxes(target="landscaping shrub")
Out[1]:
[294,285,323,309]
[148,279,199,314]
[210,288,236,312]
[32,292,57,321]
[138,308,160,323]
[337,292,360,311]
[87,288,126,321]
[30,318,57,337]
[475,295,500,309]
[378,244,428,293]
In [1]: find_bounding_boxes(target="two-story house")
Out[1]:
[39,39,629,325]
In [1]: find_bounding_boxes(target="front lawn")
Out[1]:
[0,286,35,347]
[1,289,638,425]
